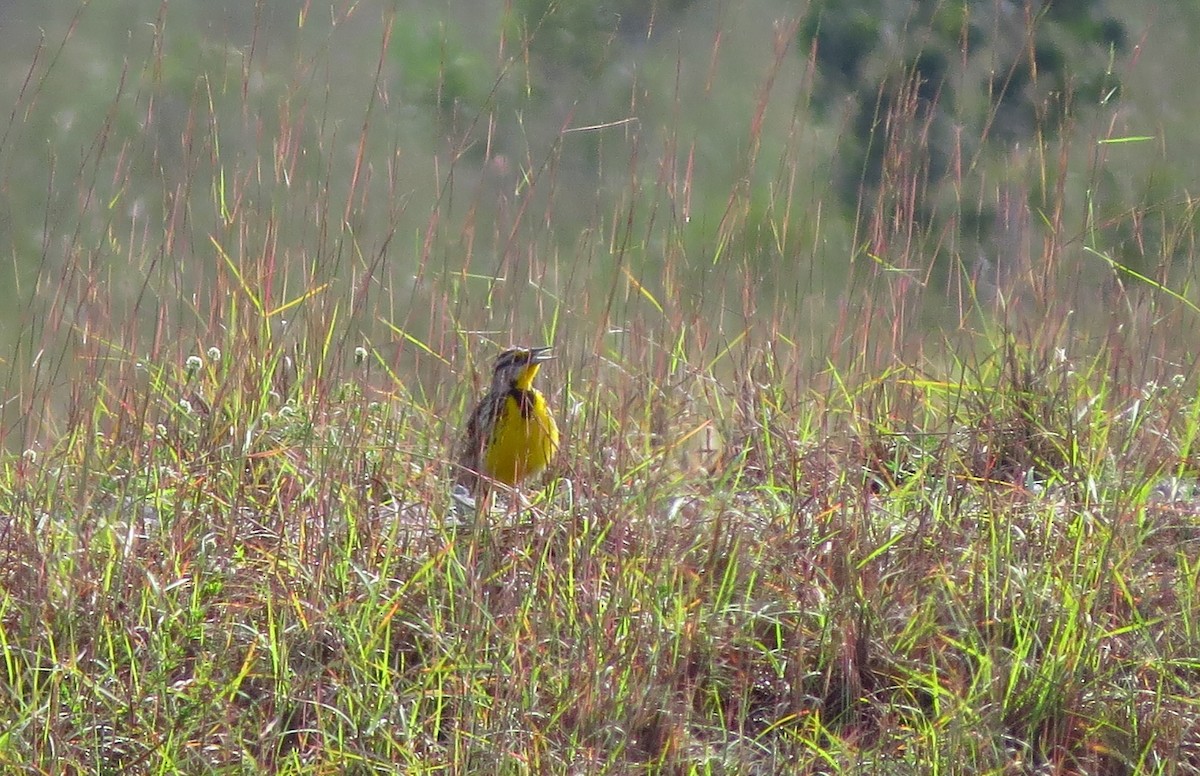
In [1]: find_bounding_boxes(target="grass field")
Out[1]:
[3,2,1200,773]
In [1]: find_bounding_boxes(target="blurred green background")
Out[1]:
[0,0,1195,406]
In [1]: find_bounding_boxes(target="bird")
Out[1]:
[455,346,560,503]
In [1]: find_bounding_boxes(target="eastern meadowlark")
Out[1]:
[456,346,560,499]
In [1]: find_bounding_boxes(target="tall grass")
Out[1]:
[2,0,1200,773]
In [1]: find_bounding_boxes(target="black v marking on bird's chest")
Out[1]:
[508,387,536,419]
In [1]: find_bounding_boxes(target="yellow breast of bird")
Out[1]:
[484,390,560,485]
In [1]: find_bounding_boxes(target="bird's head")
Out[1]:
[491,346,554,391]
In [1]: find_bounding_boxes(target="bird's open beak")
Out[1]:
[531,346,555,362]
